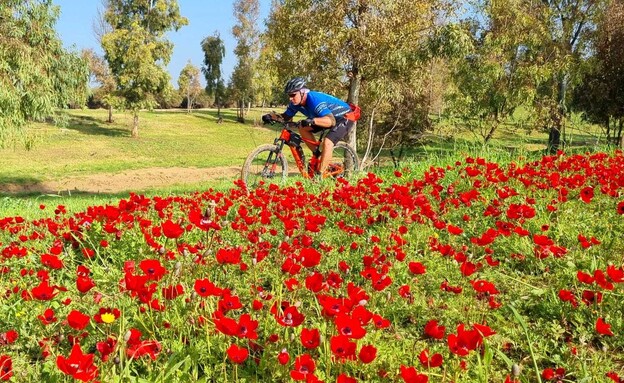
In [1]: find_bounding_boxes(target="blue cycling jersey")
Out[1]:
[284,91,351,121]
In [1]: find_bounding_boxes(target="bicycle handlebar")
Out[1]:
[264,118,299,129]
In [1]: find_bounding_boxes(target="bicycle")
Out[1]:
[241,120,359,188]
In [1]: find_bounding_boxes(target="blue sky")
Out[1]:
[51,1,271,86]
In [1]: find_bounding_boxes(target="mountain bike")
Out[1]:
[241,120,359,188]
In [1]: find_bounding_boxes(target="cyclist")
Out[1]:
[262,77,358,176]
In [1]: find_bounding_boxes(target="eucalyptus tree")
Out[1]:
[101,0,187,137]
[572,0,624,146]
[178,61,203,113]
[82,49,118,122]
[264,0,442,150]
[201,33,226,116]
[231,0,260,123]
[537,0,608,152]
[0,0,88,148]
[446,0,548,143]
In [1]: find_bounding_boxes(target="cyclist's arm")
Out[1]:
[309,113,335,128]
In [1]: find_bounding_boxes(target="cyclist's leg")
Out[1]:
[319,120,353,174]
[299,126,318,152]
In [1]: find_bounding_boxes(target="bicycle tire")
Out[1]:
[329,142,360,179]
[241,144,288,188]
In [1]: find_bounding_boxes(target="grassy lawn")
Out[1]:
[0,107,614,219]
[0,108,279,184]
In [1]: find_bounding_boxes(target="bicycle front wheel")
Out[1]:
[241,144,288,188]
[327,142,359,179]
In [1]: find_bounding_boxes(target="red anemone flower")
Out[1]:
[56,343,99,382]
[423,319,446,339]
[226,343,249,364]
[290,353,316,381]
[31,280,57,301]
[194,278,222,297]
[38,308,58,325]
[447,324,483,356]
[542,367,565,381]
[162,219,184,239]
[277,349,290,365]
[335,314,367,339]
[596,317,614,336]
[76,275,96,294]
[139,259,167,281]
[0,331,18,345]
[300,328,320,349]
[617,201,624,215]
[330,335,357,360]
[337,373,358,383]
[67,310,91,330]
[236,314,259,340]
[358,344,377,364]
[41,253,64,269]
[580,186,594,203]
[0,355,12,381]
[399,365,429,383]
[418,349,443,368]
[408,261,427,275]
[96,337,117,362]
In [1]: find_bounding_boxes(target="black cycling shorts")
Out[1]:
[312,119,354,145]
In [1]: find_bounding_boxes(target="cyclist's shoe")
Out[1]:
[322,163,343,179]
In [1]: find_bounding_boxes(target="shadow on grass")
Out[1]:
[64,116,129,137]
[191,110,241,125]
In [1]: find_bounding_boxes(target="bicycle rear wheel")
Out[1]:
[326,142,359,179]
[241,144,288,188]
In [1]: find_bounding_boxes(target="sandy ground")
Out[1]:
[0,166,241,195]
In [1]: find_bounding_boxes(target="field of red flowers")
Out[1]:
[1,150,623,382]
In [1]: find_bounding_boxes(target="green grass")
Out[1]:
[0,108,279,183]
[1,107,614,219]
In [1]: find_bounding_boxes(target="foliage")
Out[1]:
[230,0,261,123]
[81,48,120,122]
[571,0,624,146]
[101,0,188,137]
[200,32,226,113]
[177,61,203,113]
[0,0,88,148]
[445,0,555,144]
[264,0,446,152]
[534,0,609,151]
[0,150,623,382]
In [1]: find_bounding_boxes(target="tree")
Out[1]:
[178,61,203,113]
[200,33,226,116]
[572,0,624,147]
[81,48,118,122]
[231,0,260,123]
[445,0,548,143]
[537,0,608,152]
[101,0,187,137]
[0,0,88,148]
[265,0,442,151]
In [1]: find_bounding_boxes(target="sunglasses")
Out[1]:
[288,92,298,98]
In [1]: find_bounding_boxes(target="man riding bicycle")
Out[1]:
[262,77,358,177]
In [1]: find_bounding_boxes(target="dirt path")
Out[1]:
[0,166,241,195]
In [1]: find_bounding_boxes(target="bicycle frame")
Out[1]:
[273,122,326,179]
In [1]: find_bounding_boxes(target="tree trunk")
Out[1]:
[237,100,245,123]
[187,87,191,113]
[107,105,113,123]
[548,76,567,153]
[346,66,361,151]
[132,112,139,138]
